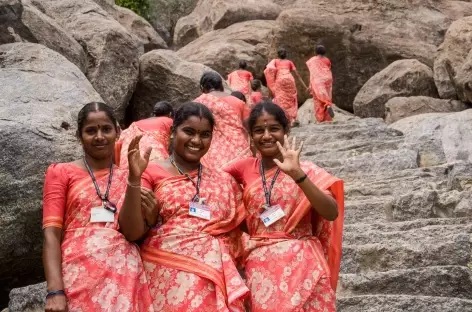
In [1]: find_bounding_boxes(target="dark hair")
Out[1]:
[277,47,287,59]
[200,71,224,93]
[251,79,262,91]
[153,100,174,118]
[248,100,289,133]
[315,45,326,56]
[76,102,118,138]
[239,60,247,69]
[231,91,246,103]
[172,102,215,133]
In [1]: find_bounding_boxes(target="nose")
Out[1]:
[262,128,271,139]
[190,134,202,145]
[95,129,105,141]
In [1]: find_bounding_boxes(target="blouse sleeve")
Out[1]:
[223,160,244,185]
[290,61,296,71]
[141,167,154,190]
[42,164,68,229]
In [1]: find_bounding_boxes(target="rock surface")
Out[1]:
[33,0,140,120]
[434,16,472,101]
[177,20,275,79]
[297,99,357,125]
[270,0,472,111]
[390,110,472,166]
[0,0,87,72]
[174,0,281,47]
[0,43,101,306]
[353,60,438,118]
[8,282,45,312]
[127,49,219,123]
[385,96,469,124]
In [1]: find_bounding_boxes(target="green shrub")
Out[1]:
[115,0,150,20]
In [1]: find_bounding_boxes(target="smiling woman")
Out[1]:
[42,102,154,312]
[224,100,345,312]
[119,102,249,311]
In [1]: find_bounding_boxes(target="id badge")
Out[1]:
[90,207,115,223]
[260,204,285,227]
[189,202,211,220]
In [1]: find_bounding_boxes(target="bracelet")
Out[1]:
[127,179,141,188]
[295,174,308,184]
[46,290,66,298]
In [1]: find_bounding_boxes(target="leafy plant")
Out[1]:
[115,0,151,20]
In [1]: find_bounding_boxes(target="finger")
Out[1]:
[297,140,304,154]
[292,136,297,151]
[276,141,286,156]
[283,134,290,150]
[143,147,152,163]
[273,158,282,168]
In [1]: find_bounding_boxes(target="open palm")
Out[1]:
[127,135,152,178]
[273,135,304,175]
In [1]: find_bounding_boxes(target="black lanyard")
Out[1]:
[83,157,116,213]
[260,161,280,207]
[170,155,203,202]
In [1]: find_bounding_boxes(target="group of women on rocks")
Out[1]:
[42,44,343,312]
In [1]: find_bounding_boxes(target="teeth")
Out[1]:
[188,146,200,151]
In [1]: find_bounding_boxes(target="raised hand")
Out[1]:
[127,135,152,178]
[273,135,305,180]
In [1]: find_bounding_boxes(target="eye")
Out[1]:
[200,131,212,138]
[182,128,195,135]
[84,127,96,135]
[102,126,113,133]
[270,126,281,132]
[253,128,264,134]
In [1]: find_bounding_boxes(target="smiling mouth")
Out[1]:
[187,146,201,152]
[260,142,276,147]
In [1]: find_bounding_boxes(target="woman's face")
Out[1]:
[80,111,118,160]
[251,111,286,157]
[173,116,212,163]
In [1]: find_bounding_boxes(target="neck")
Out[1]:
[261,153,282,170]
[84,153,113,171]
[172,152,200,173]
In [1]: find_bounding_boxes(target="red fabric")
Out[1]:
[194,93,252,169]
[224,158,344,311]
[264,59,298,123]
[116,117,172,168]
[306,56,333,122]
[250,91,263,106]
[140,162,248,311]
[228,70,253,95]
[42,163,153,311]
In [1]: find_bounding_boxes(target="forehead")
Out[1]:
[83,111,114,126]
[253,111,281,127]
[179,115,212,131]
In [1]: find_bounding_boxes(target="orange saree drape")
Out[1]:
[42,163,154,311]
[140,163,249,311]
[306,56,333,122]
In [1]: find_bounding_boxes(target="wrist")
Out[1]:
[289,168,305,181]
[128,175,141,184]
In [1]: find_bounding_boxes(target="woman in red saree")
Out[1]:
[228,60,254,101]
[115,101,173,168]
[194,71,252,169]
[264,48,308,125]
[250,79,264,107]
[119,102,249,312]
[42,102,154,312]
[224,101,344,312]
[306,45,334,122]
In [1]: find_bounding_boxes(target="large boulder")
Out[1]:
[177,20,275,79]
[270,1,472,111]
[0,43,102,305]
[32,0,140,121]
[353,60,438,118]
[93,0,168,51]
[297,99,357,125]
[174,0,281,47]
[390,110,472,167]
[148,0,199,44]
[0,0,87,72]
[385,96,469,124]
[127,49,220,123]
[434,16,472,101]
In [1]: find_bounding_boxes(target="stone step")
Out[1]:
[344,198,393,224]
[344,217,472,232]
[341,223,472,273]
[302,139,403,159]
[337,295,472,312]
[338,266,472,299]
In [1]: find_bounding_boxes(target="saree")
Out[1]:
[42,163,154,312]
[225,158,344,312]
[228,70,253,96]
[264,59,298,123]
[194,93,252,169]
[306,56,333,122]
[115,117,172,168]
[250,91,263,107]
[140,163,249,312]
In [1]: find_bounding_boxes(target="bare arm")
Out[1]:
[43,227,68,311]
[274,135,338,221]
[293,70,309,90]
[118,135,152,241]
